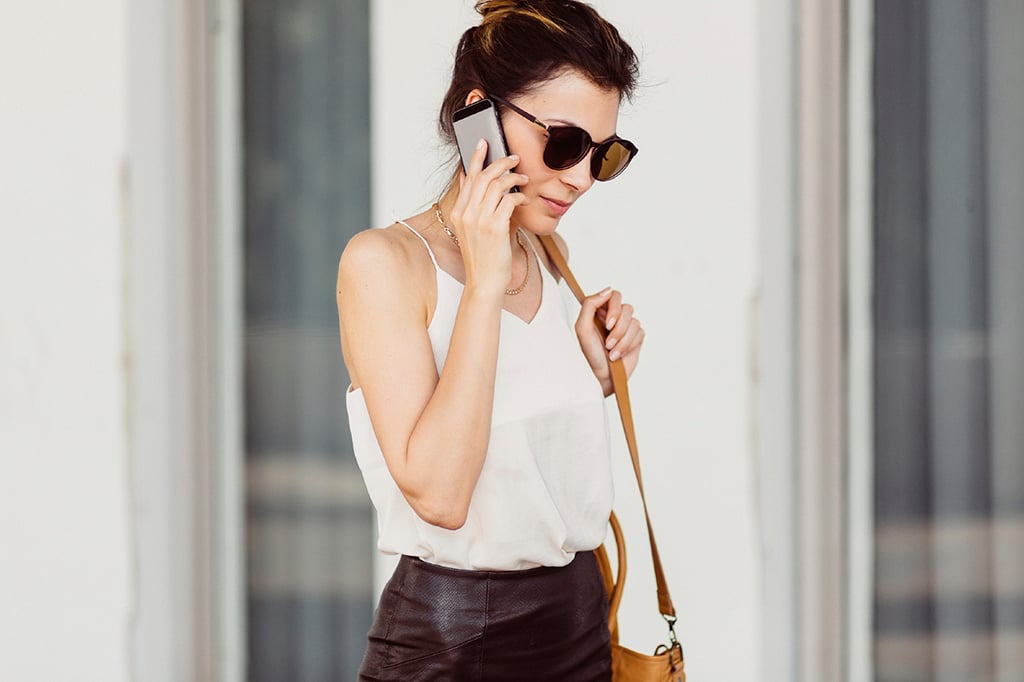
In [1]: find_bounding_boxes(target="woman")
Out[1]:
[337,1,643,679]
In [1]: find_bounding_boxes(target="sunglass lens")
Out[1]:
[544,127,591,170]
[592,140,636,181]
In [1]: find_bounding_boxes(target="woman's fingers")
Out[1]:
[577,288,643,360]
[465,150,521,195]
[602,296,639,361]
[608,318,644,362]
[445,146,531,295]
[497,169,530,194]
[466,137,489,175]
[451,151,524,236]
[495,188,530,222]
[602,291,623,330]
[574,287,614,375]
[577,287,614,325]
[604,302,633,349]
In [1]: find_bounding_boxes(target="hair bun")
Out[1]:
[475,0,538,23]
[476,0,523,16]
[474,0,569,37]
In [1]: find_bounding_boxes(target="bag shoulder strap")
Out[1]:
[538,233,677,619]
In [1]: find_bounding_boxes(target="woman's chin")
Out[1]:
[516,208,563,235]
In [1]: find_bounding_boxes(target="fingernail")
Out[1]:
[476,138,486,149]
[606,336,617,350]
[605,316,616,330]
[509,154,519,161]
[609,349,621,361]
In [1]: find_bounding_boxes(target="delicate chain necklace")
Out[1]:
[433,203,530,296]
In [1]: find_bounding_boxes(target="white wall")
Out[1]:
[0,2,132,681]
[371,2,762,679]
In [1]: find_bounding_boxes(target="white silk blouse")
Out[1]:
[346,221,612,571]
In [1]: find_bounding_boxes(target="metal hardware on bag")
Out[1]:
[654,641,686,681]
[660,613,685,673]
[663,613,680,646]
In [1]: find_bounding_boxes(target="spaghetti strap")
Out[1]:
[395,218,440,271]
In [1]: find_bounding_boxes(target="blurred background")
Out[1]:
[1,0,1022,680]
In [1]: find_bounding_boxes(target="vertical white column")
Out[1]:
[126,0,196,677]
[127,0,226,679]
[755,0,798,679]
[847,0,876,679]
[796,0,846,679]
[210,0,246,678]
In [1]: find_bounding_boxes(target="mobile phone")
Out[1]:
[452,99,519,191]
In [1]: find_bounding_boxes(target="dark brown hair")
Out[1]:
[437,0,639,145]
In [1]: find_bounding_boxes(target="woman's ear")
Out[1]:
[464,88,487,106]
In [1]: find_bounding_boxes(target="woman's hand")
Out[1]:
[447,139,530,296]
[575,287,645,396]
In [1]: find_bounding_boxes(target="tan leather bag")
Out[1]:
[539,235,686,682]
[596,513,685,681]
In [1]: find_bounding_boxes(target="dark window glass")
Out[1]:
[873,1,1024,679]
[243,1,372,678]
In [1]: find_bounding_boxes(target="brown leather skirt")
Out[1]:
[358,551,612,681]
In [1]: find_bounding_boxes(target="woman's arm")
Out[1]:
[338,233,501,530]
[337,145,528,530]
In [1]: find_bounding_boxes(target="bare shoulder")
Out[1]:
[336,222,439,328]
[337,223,437,301]
[338,223,424,282]
[336,223,437,388]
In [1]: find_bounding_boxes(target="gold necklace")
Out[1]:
[433,203,530,296]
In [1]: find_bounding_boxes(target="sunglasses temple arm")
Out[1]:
[490,95,549,132]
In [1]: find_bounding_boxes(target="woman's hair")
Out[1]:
[437,0,639,146]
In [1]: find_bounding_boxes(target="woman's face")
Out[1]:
[495,70,623,235]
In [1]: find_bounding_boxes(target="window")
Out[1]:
[242,0,373,678]
[871,1,1024,679]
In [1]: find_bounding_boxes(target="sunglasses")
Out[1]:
[489,95,638,182]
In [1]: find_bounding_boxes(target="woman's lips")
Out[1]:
[541,197,571,216]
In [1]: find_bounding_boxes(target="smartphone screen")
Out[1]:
[452,99,518,191]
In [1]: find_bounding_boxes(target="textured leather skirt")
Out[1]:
[358,551,612,681]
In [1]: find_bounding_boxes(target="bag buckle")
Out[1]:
[663,613,680,647]
[657,613,685,674]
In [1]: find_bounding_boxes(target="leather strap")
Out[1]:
[538,234,677,619]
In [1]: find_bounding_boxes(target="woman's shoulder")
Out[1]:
[338,222,435,281]
[340,223,416,269]
[337,222,437,308]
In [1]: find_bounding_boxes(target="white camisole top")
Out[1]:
[346,221,613,571]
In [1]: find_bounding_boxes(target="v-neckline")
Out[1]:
[435,257,548,326]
